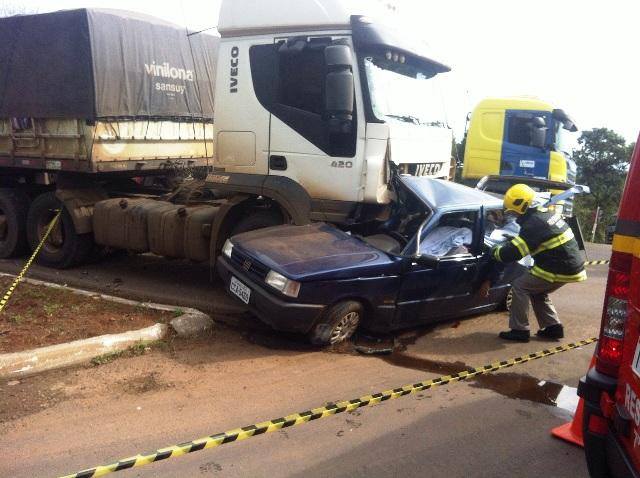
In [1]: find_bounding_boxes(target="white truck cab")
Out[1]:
[0,2,456,270]
[210,0,453,223]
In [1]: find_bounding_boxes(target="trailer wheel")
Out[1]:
[26,192,93,269]
[309,300,363,346]
[0,189,29,259]
[230,209,283,236]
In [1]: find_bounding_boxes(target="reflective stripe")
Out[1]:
[511,236,530,257]
[493,246,503,262]
[613,234,636,255]
[532,229,575,256]
[531,265,587,283]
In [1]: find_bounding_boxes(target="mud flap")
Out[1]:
[56,188,108,234]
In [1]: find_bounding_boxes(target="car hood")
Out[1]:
[231,223,399,281]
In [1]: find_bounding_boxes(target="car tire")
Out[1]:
[501,288,513,312]
[231,209,283,236]
[26,192,94,269]
[309,300,363,346]
[0,188,29,259]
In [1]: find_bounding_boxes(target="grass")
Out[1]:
[9,314,25,324]
[90,342,155,366]
[43,303,63,317]
[90,350,124,366]
[172,308,185,318]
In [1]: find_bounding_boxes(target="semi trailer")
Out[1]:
[0,0,455,270]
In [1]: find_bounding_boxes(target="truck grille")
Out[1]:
[230,249,269,279]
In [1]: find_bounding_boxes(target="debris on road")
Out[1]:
[170,311,214,338]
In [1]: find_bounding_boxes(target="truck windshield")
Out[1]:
[362,54,447,127]
[555,122,579,156]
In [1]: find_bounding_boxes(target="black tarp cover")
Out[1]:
[0,9,218,120]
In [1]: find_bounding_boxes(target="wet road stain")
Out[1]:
[234,316,570,409]
[382,350,566,407]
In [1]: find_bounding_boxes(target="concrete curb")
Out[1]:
[0,324,169,379]
[0,273,212,379]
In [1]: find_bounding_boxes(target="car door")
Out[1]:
[395,209,482,326]
[477,207,528,307]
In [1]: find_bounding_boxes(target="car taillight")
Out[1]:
[596,253,632,377]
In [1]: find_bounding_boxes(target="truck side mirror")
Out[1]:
[530,117,547,149]
[324,44,354,135]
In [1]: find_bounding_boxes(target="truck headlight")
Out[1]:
[265,270,301,298]
[222,239,234,258]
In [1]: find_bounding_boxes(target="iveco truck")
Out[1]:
[0,0,454,269]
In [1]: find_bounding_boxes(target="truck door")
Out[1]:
[264,36,363,205]
[501,110,552,179]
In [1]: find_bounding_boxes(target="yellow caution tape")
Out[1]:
[0,210,61,314]
[584,260,610,267]
[60,337,598,478]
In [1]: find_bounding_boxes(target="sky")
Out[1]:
[5,0,640,144]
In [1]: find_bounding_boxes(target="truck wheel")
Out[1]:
[231,209,283,236]
[0,189,29,259]
[309,300,363,346]
[26,192,93,269]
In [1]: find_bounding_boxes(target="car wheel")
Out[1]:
[309,301,363,346]
[500,288,513,312]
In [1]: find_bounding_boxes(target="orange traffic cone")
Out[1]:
[552,396,586,447]
[551,355,595,447]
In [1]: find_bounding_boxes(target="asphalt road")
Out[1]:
[0,243,611,477]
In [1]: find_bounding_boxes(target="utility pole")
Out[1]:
[591,206,601,243]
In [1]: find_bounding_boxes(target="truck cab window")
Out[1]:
[250,40,357,158]
[506,113,547,148]
[278,46,325,115]
[507,116,533,146]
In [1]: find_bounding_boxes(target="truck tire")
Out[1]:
[26,192,93,269]
[0,189,29,259]
[230,209,283,236]
[309,300,363,346]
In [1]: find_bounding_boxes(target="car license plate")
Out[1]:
[632,338,640,378]
[230,276,251,305]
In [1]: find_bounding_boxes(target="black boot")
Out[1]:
[499,329,530,342]
[536,324,564,340]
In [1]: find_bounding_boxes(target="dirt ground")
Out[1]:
[0,277,173,353]
[0,243,612,477]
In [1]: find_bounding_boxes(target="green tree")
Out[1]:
[572,128,633,243]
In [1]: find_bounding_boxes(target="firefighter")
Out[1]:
[492,184,587,342]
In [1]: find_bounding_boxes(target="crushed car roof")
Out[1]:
[400,176,503,210]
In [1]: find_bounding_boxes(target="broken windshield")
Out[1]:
[363,54,448,127]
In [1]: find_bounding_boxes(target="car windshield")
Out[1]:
[362,53,448,127]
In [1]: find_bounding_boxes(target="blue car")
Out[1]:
[217,176,516,345]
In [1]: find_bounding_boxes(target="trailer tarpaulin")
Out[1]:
[0,9,217,120]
